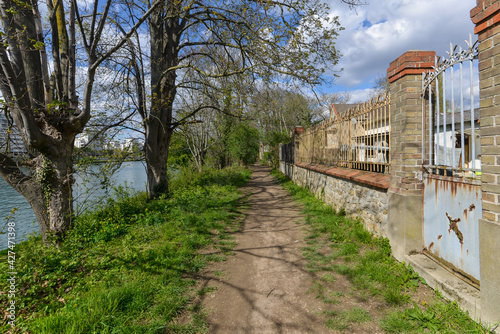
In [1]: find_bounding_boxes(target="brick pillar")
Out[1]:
[386,51,435,261]
[471,0,500,325]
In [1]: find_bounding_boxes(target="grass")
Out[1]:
[0,166,251,334]
[271,169,490,333]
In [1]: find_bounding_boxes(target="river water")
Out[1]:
[0,161,147,249]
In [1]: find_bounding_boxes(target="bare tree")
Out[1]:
[370,73,390,99]
[113,0,354,198]
[0,0,160,243]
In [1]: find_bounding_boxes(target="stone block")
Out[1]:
[387,191,423,262]
[479,219,500,326]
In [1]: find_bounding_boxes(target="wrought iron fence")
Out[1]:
[422,35,480,178]
[280,141,294,164]
[295,93,391,174]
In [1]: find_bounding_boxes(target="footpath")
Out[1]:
[199,165,330,333]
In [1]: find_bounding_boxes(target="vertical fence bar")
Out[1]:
[372,106,375,171]
[377,106,383,173]
[422,74,426,165]
[363,109,370,170]
[450,46,456,168]
[460,47,465,169]
[470,35,476,170]
[388,99,391,171]
[436,57,441,166]
[442,73,447,166]
[429,84,433,165]
[377,104,381,172]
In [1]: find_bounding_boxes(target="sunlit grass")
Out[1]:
[0,167,251,333]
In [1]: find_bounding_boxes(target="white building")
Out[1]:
[120,138,144,151]
[74,134,89,149]
[0,113,27,156]
[121,138,134,150]
[433,110,481,170]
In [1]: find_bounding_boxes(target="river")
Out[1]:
[0,160,147,249]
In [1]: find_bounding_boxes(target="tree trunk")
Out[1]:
[146,3,180,198]
[0,152,75,243]
[45,156,74,237]
[145,126,172,198]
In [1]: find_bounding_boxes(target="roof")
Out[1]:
[331,104,359,118]
[439,109,480,125]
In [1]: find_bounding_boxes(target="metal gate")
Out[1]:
[421,36,481,285]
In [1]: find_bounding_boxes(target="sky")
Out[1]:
[321,0,478,102]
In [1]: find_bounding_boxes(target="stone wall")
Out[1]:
[280,161,389,237]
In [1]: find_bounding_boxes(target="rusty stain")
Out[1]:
[434,178,439,205]
[464,208,468,220]
[469,204,475,211]
[446,212,463,245]
[446,212,463,244]
[438,235,442,240]
[450,181,457,197]
[429,242,434,251]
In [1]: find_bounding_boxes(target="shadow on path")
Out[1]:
[199,165,330,334]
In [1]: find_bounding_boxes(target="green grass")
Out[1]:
[0,166,251,334]
[271,169,489,333]
[325,307,371,331]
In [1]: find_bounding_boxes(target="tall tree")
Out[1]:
[120,0,355,198]
[0,0,159,242]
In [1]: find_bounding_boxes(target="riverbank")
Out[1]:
[1,166,489,333]
[0,166,251,333]
[0,160,148,248]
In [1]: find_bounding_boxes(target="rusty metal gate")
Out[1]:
[421,36,481,286]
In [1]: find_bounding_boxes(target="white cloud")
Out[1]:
[347,88,374,103]
[326,0,476,89]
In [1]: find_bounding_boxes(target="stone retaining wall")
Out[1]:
[280,161,389,237]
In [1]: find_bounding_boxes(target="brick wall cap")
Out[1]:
[471,0,500,34]
[387,50,436,83]
[294,162,390,190]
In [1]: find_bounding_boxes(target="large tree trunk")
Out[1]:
[145,128,172,197]
[44,155,74,237]
[146,3,180,198]
[0,134,76,242]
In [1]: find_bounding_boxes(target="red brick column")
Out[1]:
[471,0,500,326]
[386,51,435,261]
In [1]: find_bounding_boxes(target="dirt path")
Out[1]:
[200,165,329,334]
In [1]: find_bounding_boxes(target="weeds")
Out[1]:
[0,167,251,334]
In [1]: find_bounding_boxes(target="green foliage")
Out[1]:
[227,122,260,165]
[168,133,192,169]
[381,299,488,333]
[325,307,371,330]
[0,167,251,333]
[263,130,290,168]
[35,157,55,206]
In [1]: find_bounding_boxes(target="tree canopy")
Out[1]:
[0,0,361,243]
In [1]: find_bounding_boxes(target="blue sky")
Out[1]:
[320,0,477,102]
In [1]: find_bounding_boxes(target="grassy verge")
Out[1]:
[271,170,489,333]
[0,166,251,334]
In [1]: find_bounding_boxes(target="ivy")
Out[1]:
[36,157,55,208]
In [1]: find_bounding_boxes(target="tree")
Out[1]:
[0,0,159,242]
[115,0,355,198]
[228,122,260,165]
[370,73,390,99]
